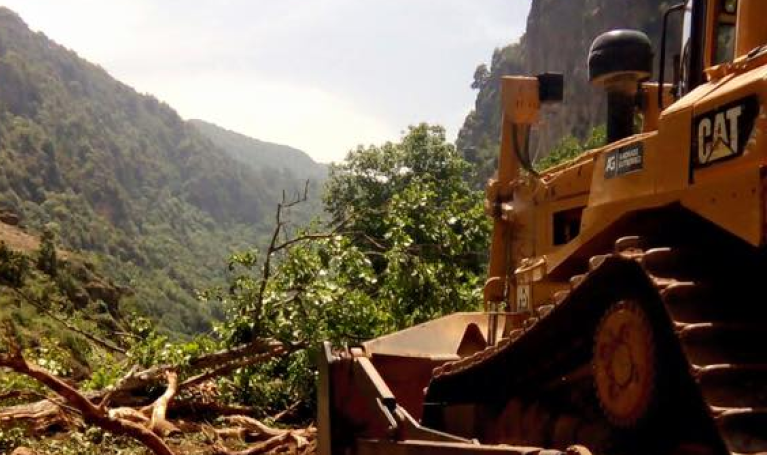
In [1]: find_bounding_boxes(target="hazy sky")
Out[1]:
[2,1,531,163]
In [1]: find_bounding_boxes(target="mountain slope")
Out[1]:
[458,0,681,185]
[191,120,326,226]
[0,8,310,334]
[190,119,327,182]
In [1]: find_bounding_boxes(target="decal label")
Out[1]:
[692,96,759,169]
[516,284,530,312]
[604,143,644,179]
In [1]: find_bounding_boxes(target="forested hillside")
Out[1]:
[190,120,327,181]
[0,124,489,454]
[0,5,494,454]
[0,8,319,334]
[191,119,326,223]
[458,0,681,185]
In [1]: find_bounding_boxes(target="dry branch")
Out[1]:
[96,338,285,404]
[169,400,261,418]
[188,339,286,372]
[214,433,291,455]
[211,418,316,455]
[0,398,66,432]
[0,333,175,455]
[0,338,287,435]
[271,400,301,423]
[147,371,179,436]
[224,415,285,439]
[180,346,286,391]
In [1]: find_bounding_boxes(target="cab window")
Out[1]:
[713,0,737,64]
[679,0,708,96]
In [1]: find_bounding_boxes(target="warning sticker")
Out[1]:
[604,143,644,179]
[516,284,530,312]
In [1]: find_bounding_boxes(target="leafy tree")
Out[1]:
[210,124,491,414]
[325,124,479,242]
[36,228,58,277]
[0,242,29,288]
[471,64,490,90]
[323,124,489,326]
[378,180,487,328]
[534,124,606,171]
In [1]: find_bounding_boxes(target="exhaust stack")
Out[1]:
[588,30,653,143]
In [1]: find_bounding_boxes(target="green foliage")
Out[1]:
[0,370,47,406]
[0,9,323,336]
[82,352,124,391]
[326,124,478,234]
[4,427,160,455]
[0,240,135,395]
[29,337,73,376]
[217,235,380,348]
[127,326,216,370]
[322,124,490,329]
[0,241,29,287]
[0,427,27,453]
[534,125,607,171]
[36,227,58,277]
[209,124,491,415]
[379,180,487,328]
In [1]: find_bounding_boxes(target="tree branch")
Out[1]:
[0,338,288,432]
[214,433,291,455]
[0,330,175,455]
[212,416,315,455]
[253,201,286,323]
[147,371,179,436]
[179,345,285,391]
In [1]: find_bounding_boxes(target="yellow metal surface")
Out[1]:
[501,77,540,125]
[483,0,767,290]
[640,83,674,132]
[546,60,766,275]
[735,0,767,58]
[484,77,541,307]
[320,3,767,453]
[362,313,492,360]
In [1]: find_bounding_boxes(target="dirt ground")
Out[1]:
[0,221,71,259]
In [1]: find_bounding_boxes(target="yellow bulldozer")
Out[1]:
[317,1,767,454]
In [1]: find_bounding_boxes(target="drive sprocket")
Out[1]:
[593,300,657,428]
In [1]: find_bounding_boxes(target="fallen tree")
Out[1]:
[0,190,347,454]
[0,338,288,432]
[0,325,175,455]
[0,323,306,454]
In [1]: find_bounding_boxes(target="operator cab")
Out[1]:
[678,0,738,98]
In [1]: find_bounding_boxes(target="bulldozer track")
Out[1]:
[427,236,767,455]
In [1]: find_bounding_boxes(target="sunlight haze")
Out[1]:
[1,0,531,162]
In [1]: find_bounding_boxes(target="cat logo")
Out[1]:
[692,96,759,170]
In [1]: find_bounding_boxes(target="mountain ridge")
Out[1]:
[0,6,322,334]
[189,119,327,182]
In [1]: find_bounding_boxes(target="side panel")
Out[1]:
[589,134,658,208]
[547,65,767,276]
